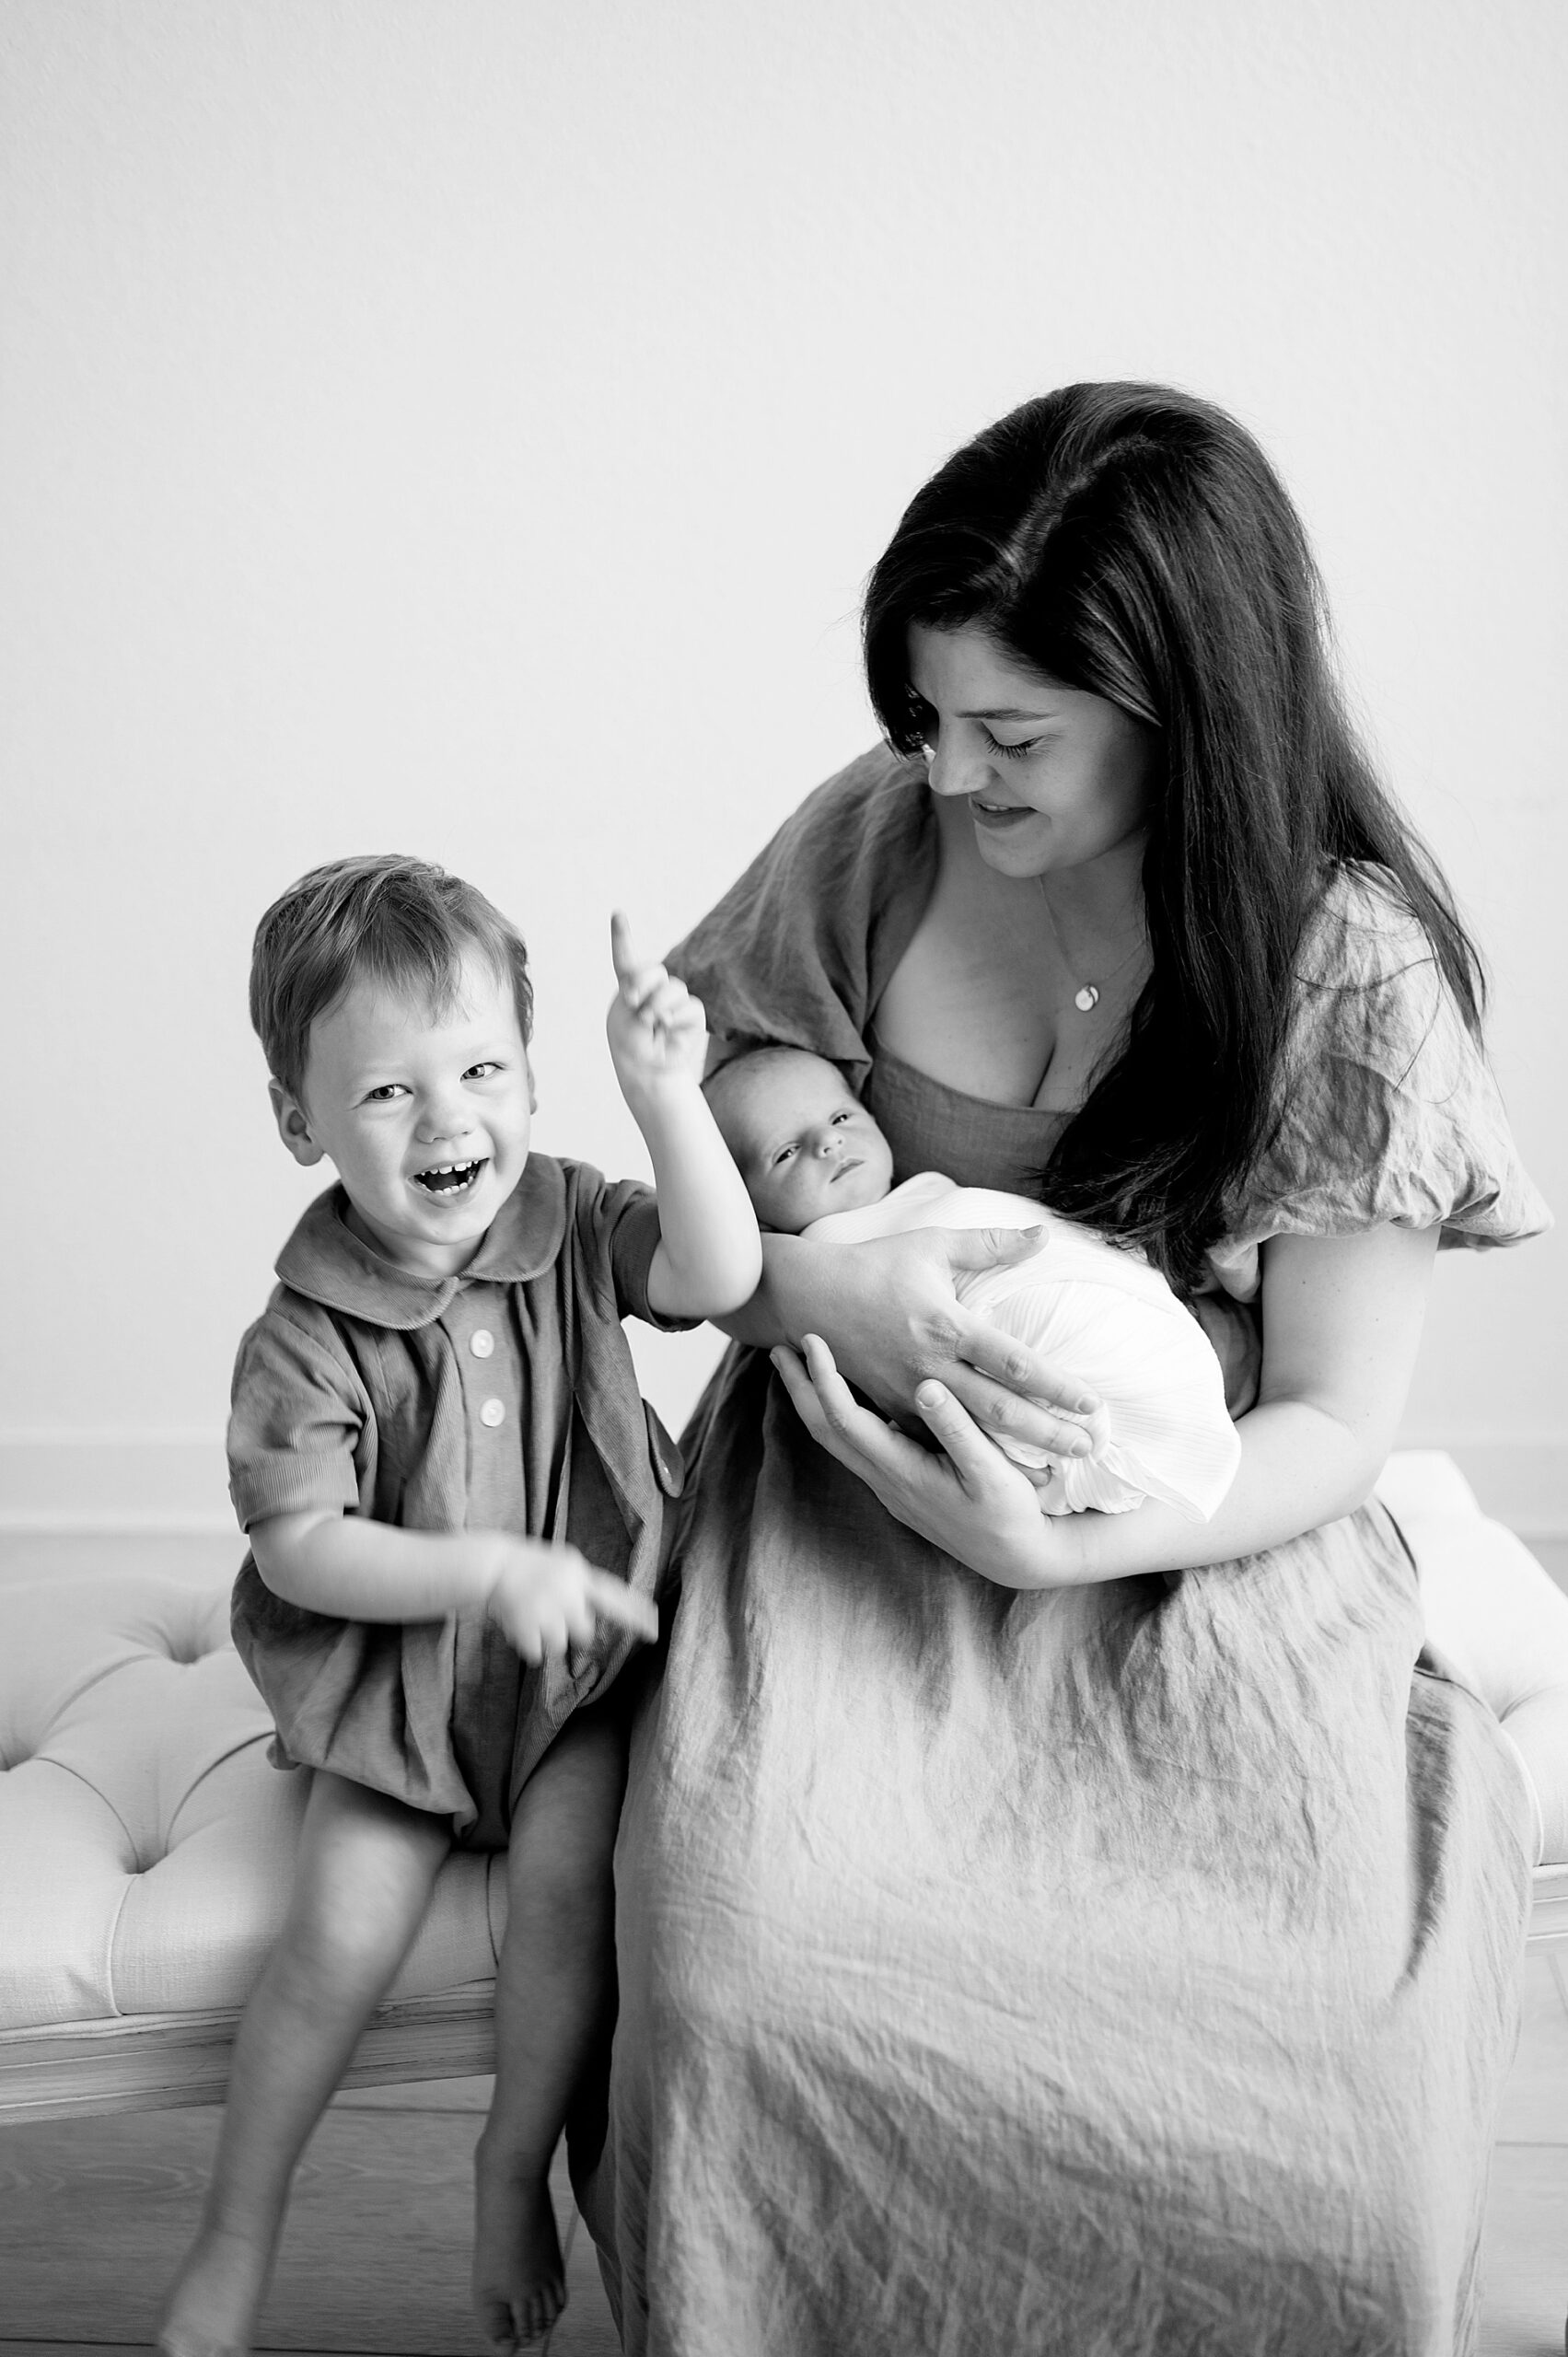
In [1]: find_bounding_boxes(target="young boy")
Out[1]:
[160,856,761,2357]
[705,1044,1239,1520]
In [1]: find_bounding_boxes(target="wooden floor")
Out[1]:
[2,1961,1567,2356]
[0,2077,617,2356]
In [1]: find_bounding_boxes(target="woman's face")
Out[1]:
[907,622,1156,881]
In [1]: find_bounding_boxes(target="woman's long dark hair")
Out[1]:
[863,382,1482,1286]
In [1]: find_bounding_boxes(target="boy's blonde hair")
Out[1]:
[251,854,534,1100]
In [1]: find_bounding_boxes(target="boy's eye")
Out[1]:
[463,1061,502,1081]
[363,1084,409,1103]
[830,1109,853,1124]
[772,1144,797,1167]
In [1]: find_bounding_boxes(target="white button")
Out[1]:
[480,1398,505,1429]
[470,1329,495,1359]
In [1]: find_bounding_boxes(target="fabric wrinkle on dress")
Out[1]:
[589,749,1550,2357]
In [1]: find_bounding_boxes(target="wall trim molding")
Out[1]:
[2,1431,1565,1540]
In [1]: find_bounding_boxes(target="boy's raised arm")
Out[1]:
[606,913,762,1319]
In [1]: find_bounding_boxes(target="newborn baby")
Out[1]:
[706,1046,1240,1520]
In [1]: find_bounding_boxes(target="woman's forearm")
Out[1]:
[1040,1398,1386,1586]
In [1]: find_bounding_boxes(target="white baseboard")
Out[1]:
[1,1430,1565,1541]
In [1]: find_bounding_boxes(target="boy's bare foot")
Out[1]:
[472,2139,567,2351]
[157,2219,273,2357]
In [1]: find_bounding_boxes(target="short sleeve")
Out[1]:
[227,1300,367,1530]
[668,747,934,1086]
[1208,865,1551,1300]
[563,1165,699,1333]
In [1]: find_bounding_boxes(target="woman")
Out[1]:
[590,384,1549,2354]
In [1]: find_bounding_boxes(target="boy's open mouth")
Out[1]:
[411,1158,486,1200]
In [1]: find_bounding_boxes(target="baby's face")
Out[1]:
[720,1053,895,1233]
[273,946,534,1278]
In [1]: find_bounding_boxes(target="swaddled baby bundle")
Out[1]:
[807,1170,1241,1520]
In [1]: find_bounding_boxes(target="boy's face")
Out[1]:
[272,946,534,1279]
[719,1052,894,1233]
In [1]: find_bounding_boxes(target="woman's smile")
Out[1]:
[968,794,1037,827]
[908,621,1156,879]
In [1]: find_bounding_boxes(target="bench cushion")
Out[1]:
[0,1577,501,2031]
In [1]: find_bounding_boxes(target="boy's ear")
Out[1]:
[269,1078,325,1168]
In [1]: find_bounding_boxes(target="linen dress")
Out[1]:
[589,751,1551,2357]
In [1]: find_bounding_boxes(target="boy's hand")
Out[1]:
[481,1533,658,1664]
[607,912,708,1099]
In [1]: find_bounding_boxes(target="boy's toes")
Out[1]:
[472,2293,517,2355]
[517,2274,567,2346]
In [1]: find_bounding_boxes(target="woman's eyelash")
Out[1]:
[908,701,1040,761]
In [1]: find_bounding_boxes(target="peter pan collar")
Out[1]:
[275,1156,569,1329]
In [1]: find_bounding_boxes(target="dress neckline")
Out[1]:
[868,1039,1079,1124]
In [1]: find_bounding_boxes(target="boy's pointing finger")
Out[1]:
[609,912,672,1013]
[610,910,641,987]
[585,1568,660,1643]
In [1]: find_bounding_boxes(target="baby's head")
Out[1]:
[251,855,536,1276]
[704,1048,895,1233]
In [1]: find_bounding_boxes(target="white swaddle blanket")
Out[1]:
[807,1171,1241,1520]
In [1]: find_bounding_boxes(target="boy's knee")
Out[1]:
[283,1791,448,1982]
[273,1875,421,1996]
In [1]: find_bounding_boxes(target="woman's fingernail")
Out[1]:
[1076,1395,1098,1414]
[916,1382,944,1411]
[769,1348,784,1370]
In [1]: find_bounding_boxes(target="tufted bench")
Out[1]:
[3,1451,1567,2125]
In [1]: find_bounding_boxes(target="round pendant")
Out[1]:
[1074,984,1099,1012]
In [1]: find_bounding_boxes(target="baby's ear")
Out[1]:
[269,1078,325,1167]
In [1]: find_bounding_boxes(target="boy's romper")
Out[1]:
[228,1155,685,1848]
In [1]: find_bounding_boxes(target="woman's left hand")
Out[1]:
[771,1334,1077,1589]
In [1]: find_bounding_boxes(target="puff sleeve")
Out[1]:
[667,746,935,1085]
[1206,864,1551,1304]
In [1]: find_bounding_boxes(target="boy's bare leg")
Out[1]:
[159,1772,450,2357]
[472,1703,627,2352]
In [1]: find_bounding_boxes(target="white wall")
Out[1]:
[2,0,1564,1540]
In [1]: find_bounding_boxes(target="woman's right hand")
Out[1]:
[753,1225,1103,1463]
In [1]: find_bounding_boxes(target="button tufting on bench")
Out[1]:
[1,1572,503,2041]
